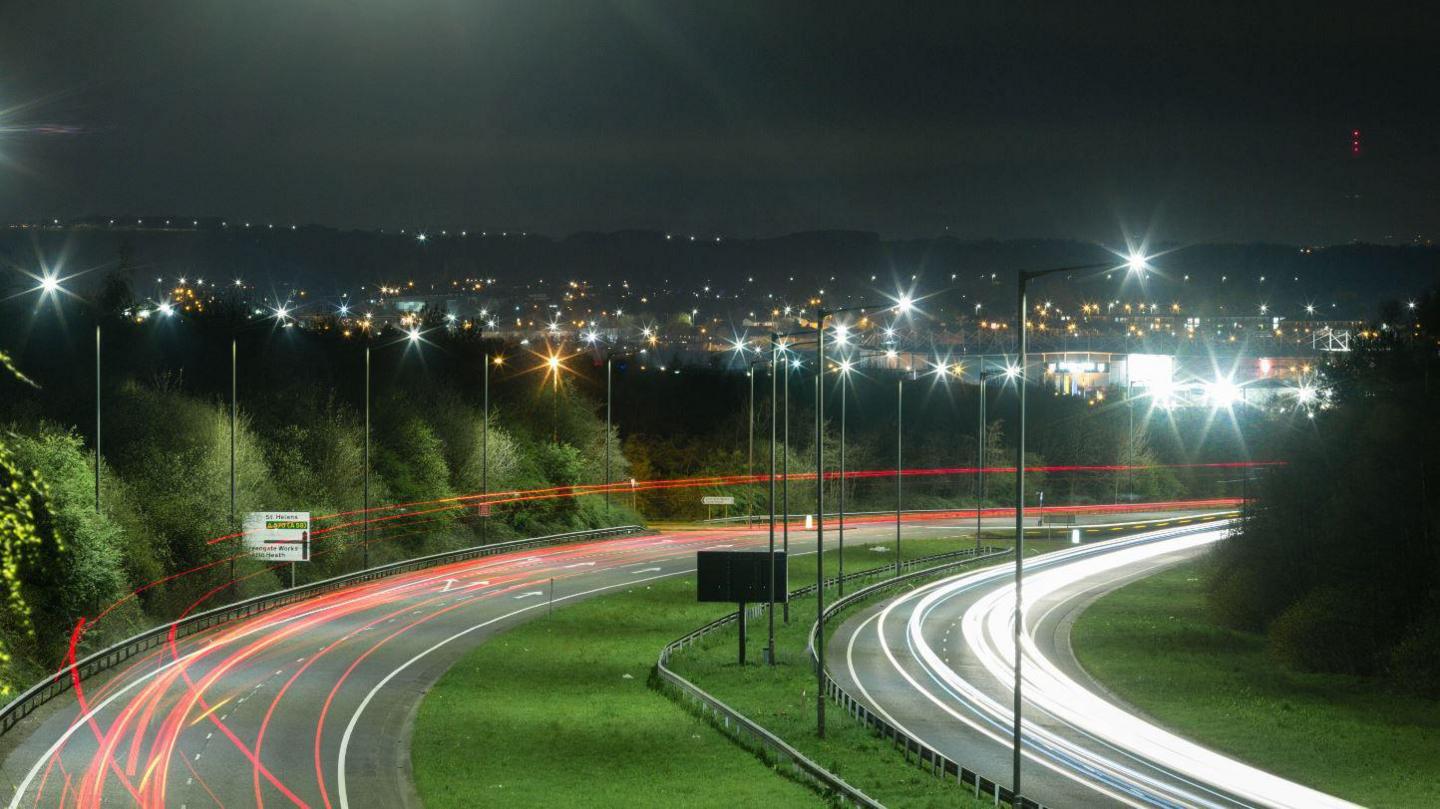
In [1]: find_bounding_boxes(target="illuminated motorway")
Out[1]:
[1,509,1054,809]
[1,503,1242,809]
[831,521,1360,809]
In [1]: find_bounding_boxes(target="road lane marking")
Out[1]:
[335,570,680,809]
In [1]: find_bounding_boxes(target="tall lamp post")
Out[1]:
[895,376,903,577]
[605,353,613,521]
[482,354,504,542]
[976,369,992,554]
[812,297,911,738]
[1010,262,1104,802]
[836,359,850,594]
[746,357,766,529]
[767,335,780,664]
[93,323,101,513]
[361,325,424,570]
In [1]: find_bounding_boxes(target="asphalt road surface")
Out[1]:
[1,507,1225,809]
[831,519,1361,809]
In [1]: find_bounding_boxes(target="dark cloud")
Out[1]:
[1,1,1436,243]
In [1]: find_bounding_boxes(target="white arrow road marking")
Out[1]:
[439,579,459,592]
[463,580,491,588]
[512,591,545,600]
[564,562,595,568]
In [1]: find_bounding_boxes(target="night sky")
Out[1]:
[2,2,1436,244]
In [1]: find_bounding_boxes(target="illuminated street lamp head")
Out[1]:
[1205,376,1242,410]
[338,304,350,316]
[406,327,421,343]
[1003,363,1021,380]
[38,273,62,295]
[832,323,849,345]
[1126,252,1147,273]
[885,348,898,360]
[272,304,291,321]
[894,295,913,314]
[583,330,599,344]
[838,358,854,375]
[491,354,505,366]
[158,302,174,317]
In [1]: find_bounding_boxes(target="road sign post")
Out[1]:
[243,511,311,564]
[697,550,787,665]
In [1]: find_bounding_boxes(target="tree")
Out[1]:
[0,353,70,696]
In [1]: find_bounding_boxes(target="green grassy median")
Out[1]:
[666,548,1008,809]
[1072,558,1440,808]
[411,534,1009,808]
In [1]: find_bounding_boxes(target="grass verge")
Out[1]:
[410,575,820,809]
[663,538,1058,809]
[1072,557,1440,808]
[411,534,1013,808]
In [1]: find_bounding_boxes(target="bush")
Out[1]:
[1390,594,1440,697]
[1267,585,1395,675]
[1,427,132,647]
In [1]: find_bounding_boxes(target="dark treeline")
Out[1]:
[1211,290,1440,694]
[0,291,637,693]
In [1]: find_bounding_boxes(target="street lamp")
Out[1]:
[767,333,780,665]
[541,349,568,443]
[25,270,102,513]
[835,358,853,594]
[811,295,911,737]
[745,355,769,530]
[482,354,505,542]
[362,324,428,569]
[1009,261,1106,801]
[975,367,1001,554]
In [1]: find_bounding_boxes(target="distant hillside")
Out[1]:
[2,225,1434,319]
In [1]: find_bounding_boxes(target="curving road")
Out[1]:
[2,511,1038,809]
[831,519,1361,809]
[2,506,1233,809]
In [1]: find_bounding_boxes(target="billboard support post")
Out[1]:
[737,602,747,665]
